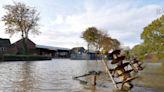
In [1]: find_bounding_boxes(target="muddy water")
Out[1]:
[0,59,163,92]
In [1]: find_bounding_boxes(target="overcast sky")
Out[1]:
[0,0,164,49]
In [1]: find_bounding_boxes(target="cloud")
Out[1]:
[52,3,161,48]
[30,1,163,48]
[0,0,163,49]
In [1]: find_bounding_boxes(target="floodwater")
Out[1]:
[0,59,163,92]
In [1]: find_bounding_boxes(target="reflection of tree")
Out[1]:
[14,62,35,92]
[22,62,35,91]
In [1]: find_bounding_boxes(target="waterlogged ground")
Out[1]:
[0,59,163,92]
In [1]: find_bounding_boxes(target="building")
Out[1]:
[36,45,70,58]
[70,47,89,60]
[70,47,104,60]
[9,38,70,58]
[0,38,11,54]
[0,38,101,60]
[0,37,72,59]
[6,38,70,58]
[9,38,36,55]
[71,47,86,54]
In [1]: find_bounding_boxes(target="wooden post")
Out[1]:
[92,75,97,86]
[102,59,119,89]
[129,61,138,72]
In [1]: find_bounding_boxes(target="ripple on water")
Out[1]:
[0,60,163,92]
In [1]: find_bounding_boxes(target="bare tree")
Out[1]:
[2,2,40,54]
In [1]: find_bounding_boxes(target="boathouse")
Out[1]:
[5,38,70,58]
[36,45,70,58]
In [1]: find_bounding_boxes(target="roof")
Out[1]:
[36,45,70,51]
[71,47,85,50]
[12,38,35,45]
[0,38,11,47]
[71,47,86,53]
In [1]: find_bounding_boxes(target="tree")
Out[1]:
[82,27,99,51]
[140,15,164,60]
[99,36,120,55]
[141,15,164,53]
[2,2,40,54]
[82,27,120,55]
[122,47,131,60]
[131,44,147,60]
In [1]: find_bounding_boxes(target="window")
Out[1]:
[0,47,6,52]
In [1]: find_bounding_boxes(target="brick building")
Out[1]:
[9,38,36,55]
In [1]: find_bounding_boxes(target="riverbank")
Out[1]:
[0,55,51,61]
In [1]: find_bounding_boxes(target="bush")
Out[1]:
[3,55,51,61]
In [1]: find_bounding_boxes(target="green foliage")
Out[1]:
[141,15,164,53]
[82,27,99,45]
[131,44,147,60]
[135,15,164,61]
[132,15,164,61]
[122,48,131,60]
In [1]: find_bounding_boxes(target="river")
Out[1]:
[0,59,163,92]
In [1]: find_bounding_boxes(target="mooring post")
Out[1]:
[92,75,97,86]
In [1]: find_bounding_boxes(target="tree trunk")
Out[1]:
[21,31,28,55]
[22,37,28,55]
[24,37,28,55]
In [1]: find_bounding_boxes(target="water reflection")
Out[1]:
[17,62,35,92]
[0,59,163,92]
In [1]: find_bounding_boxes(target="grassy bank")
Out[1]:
[0,55,51,61]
